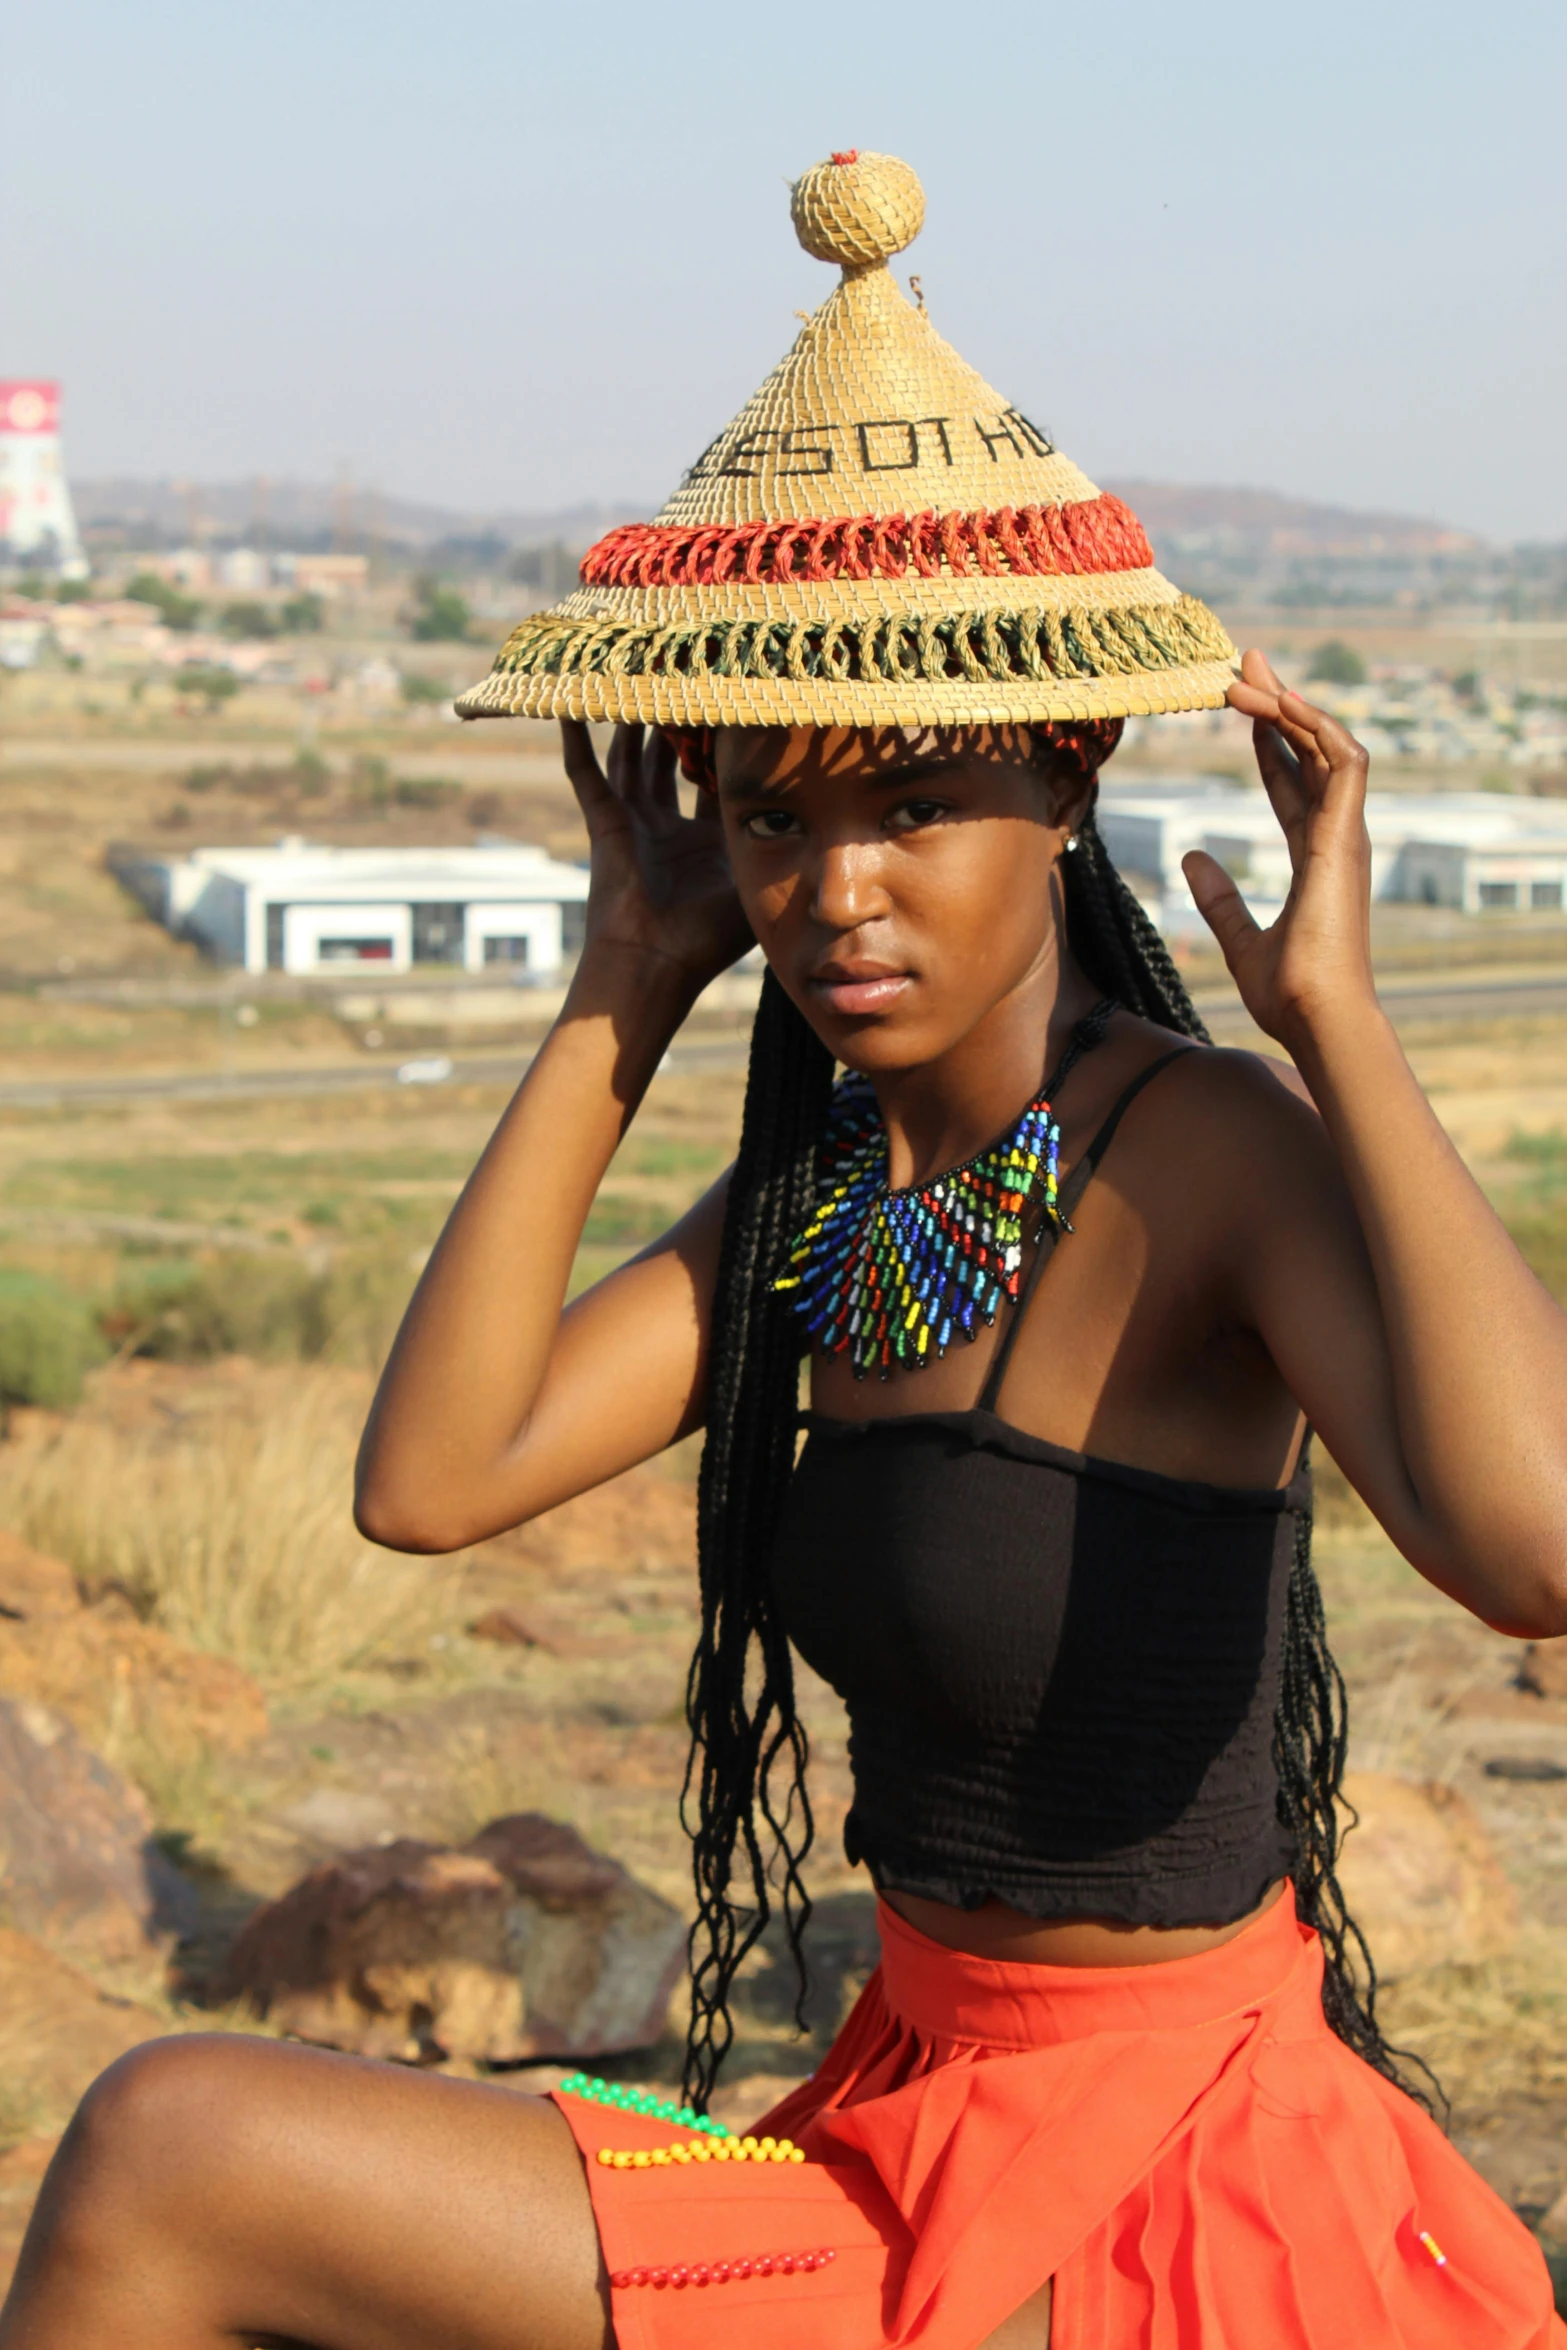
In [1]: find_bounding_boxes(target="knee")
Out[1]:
[43,2034,248,2250]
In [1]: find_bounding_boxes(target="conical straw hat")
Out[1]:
[457,151,1236,730]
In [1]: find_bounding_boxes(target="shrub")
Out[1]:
[109,1256,326,1363]
[220,600,278,640]
[174,665,242,709]
[0,1374,450,1687]
[0,1271,107,1416]
[1306,639,1368,688]
[407,578,471,643]
[394,777,461,810]
[279,591,326,634]
[108,1244,416,1373]
[318,1242,420,1372]
[124,572,203,631]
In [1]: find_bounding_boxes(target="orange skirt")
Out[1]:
[553,1888,1563,2349]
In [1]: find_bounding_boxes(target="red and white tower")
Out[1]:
[0,381,84,572]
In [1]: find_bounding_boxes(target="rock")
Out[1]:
[220,1812,686,2066]
[278,1787,402,1851]
[1542,2179,1567,2247]
[0,1531,78,1619]
[0,1935,169,2301]
[0,1926,165,2118]
[469,1606,552,1650]
[0,1697,192,1960]
[0,1527,267,1760]
[1519,1637,1567,1699]
[466,1606,634,1661]
[1336,1771,1518,1980]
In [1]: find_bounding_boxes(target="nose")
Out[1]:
[810,840,888,933]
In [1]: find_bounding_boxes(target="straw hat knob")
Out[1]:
[790,150,925,272]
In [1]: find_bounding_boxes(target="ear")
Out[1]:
[1047,770,1098,844]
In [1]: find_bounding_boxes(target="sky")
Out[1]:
[2,0,1564,543]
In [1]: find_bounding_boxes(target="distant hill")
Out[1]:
[1104,482,1481,558]
[72,477,642,555]
[70,474,1487,561]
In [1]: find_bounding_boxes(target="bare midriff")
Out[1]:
[882,1878,1287,1967]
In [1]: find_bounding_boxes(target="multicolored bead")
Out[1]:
[610,2247,836,2289]
[775,1071,1065,1380]
[596,2133,806,2169]
[557,2072,731,2136]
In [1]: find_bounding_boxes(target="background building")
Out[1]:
[1100,780,1567,933]
[111,838,590,977]
[0,381,84,572]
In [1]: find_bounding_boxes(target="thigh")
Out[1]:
[18,2032,612,2350]
[977,2278,1052,2349]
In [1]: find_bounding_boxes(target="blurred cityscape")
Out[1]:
[4,401,1565,797]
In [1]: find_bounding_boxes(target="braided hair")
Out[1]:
[673,721,1436,2116]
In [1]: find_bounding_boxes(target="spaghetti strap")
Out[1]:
[977,1044,1198,1413]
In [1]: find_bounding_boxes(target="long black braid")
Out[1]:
[679,739,1436,2117]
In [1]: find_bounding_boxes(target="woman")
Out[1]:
[5,151,1565,2350]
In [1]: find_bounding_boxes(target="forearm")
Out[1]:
[355,943,699,1544]
[1289,994,1567,1628]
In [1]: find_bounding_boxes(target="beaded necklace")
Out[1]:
[775,1000,1116,1381]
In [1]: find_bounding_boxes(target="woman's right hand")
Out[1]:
[562,720,754,995]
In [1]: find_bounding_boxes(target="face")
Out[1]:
[716,726,1091,1073]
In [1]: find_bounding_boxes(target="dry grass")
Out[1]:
[0,1371,452,1689]
[1379,1931,1567,2112]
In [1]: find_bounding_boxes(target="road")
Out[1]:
[2,969,1565,1110]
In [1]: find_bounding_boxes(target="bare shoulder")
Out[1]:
[1111,1027,1336,1203]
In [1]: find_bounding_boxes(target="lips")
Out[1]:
[808,962,911,1018]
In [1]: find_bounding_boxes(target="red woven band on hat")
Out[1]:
[661,719,1123,791]
[582,496,1152,590]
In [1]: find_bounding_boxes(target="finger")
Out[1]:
[642,727,681,821]
[1183,849,1264,972]
[1267,696,1369,832]
[1249,722,1312,859]
[560,720,615,818]
[606,723,643,803]
[1227,676,1281,720]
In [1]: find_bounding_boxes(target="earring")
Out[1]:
[1064,833,1079,853]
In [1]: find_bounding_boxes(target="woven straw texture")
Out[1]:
[458,151,1236,729]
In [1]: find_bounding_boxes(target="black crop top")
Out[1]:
[771,1048,1307,1929]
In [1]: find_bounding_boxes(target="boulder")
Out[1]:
[0,1926,165,2118]
[469,1605,553,1651]
[220,1812,686,2066]
[0,1697,191,1961]
[1542,2178,1567,2247]
[1335,1771,1517,1980]
[1519,1636,1567,1699]
[0,1527,267,1760]
[0,1932,169,2300]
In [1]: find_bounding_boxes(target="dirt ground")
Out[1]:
[1,713,1566,2300]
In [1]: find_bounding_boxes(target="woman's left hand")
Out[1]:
[1183,648,1376,1049]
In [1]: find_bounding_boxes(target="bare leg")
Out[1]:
[978,2278,1053,2348]
[0,2034,612,2350]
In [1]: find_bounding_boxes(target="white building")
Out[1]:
[1099,779,1567,932]
[112,838,591,977]
[0,380,84,572]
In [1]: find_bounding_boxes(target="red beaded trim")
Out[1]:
[579,497,1153,590]
[611,2248,837,2290]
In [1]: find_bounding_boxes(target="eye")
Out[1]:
[739,808,803,840]
[886,796,950,834]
